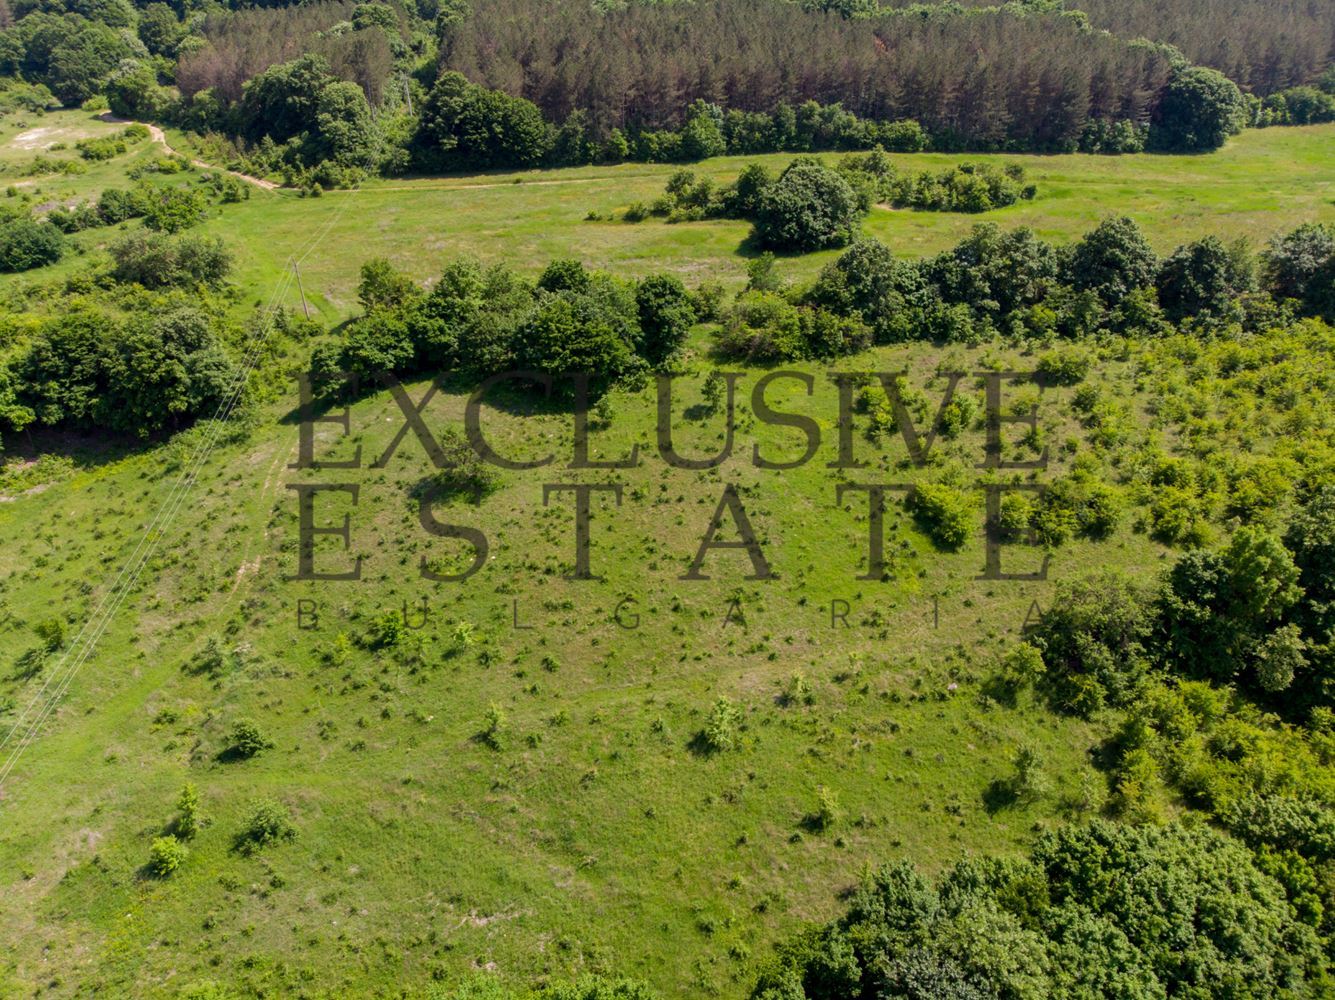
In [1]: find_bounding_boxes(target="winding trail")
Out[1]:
[98,113,279,190]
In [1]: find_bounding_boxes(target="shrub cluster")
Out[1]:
[0,216,63,273]
[1254,72,1335,127]
[1024,487,1335,717]
[645,153,1037,250]
[2,305,237,439]
[881,161,1036,213]
[778,216,1331,356]
[752,820,1324,999]
[311,256,701,395]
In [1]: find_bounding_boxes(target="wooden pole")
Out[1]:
[291,259,311,320]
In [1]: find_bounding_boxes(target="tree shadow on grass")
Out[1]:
[1,427,159,482]
[686,730,722,758]
[276,369,581,427]
[982,778,1020,814]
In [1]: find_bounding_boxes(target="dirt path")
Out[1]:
[98,114,279,190]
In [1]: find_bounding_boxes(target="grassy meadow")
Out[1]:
[1,109,1332,320]
[0,110,1332,997]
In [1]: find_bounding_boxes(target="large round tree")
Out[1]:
[754,161,861,252]
[1150,66,1248,153]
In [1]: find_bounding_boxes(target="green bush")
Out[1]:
[911,483,973,551]
[515,286,639,387]
[76,135,126,160]
[340,312,415,379]
[1005,744,1049,802]
[889,162,1032,213]
[700,697,742,753]
[96,187,147,224]
[996,492,1034,541]
[1063,216,1157,307]
[715,292,804,362]
[806,785,841,832]
[479,703,507,750]
[108,231,232,289]
[1155,236,1252,322]
[1159,526,1303,691]
[1264,223,1335,320]
[147,835,187,877]
[1029,572,1154,714]
[0,218,64,272]
[1150,65,1248,153]
[1035,347,1091,385]
[227,718,272,758]
[234,799,295,853]
[143,187,209,233]
[174,783,202,839]
[419,428,499,504]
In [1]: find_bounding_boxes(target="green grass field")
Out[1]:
[0,111,1332,998]
[204,121,1335,321]
[2,109,1332,321]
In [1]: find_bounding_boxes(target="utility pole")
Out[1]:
[290,259,311,320]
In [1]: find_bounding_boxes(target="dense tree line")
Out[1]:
[1072,0,1335,96]
[0,0,1292,181]
[644,154,1037,241]
[443,0,1177,153]
[6,305,237,437]
[750,820,1326,999]
[308,255,698,396]
[310,216,1335,392]
[1258,71,1335,126]
[705,217,1335,363]
[176,1,403,107]
[0,230,238,449]
[0,212,63,272]
[169,0,1248,175]
[739,487,1335,1000]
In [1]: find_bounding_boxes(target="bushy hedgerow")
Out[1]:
[1259,85,1335,126]
[886,161,1034,213]
[108,231,233,289]
[312,256,708,395]
[15,306,237,438]
[665,152,1036,227]
[755,217,1335,357]
[715,292,869,363]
